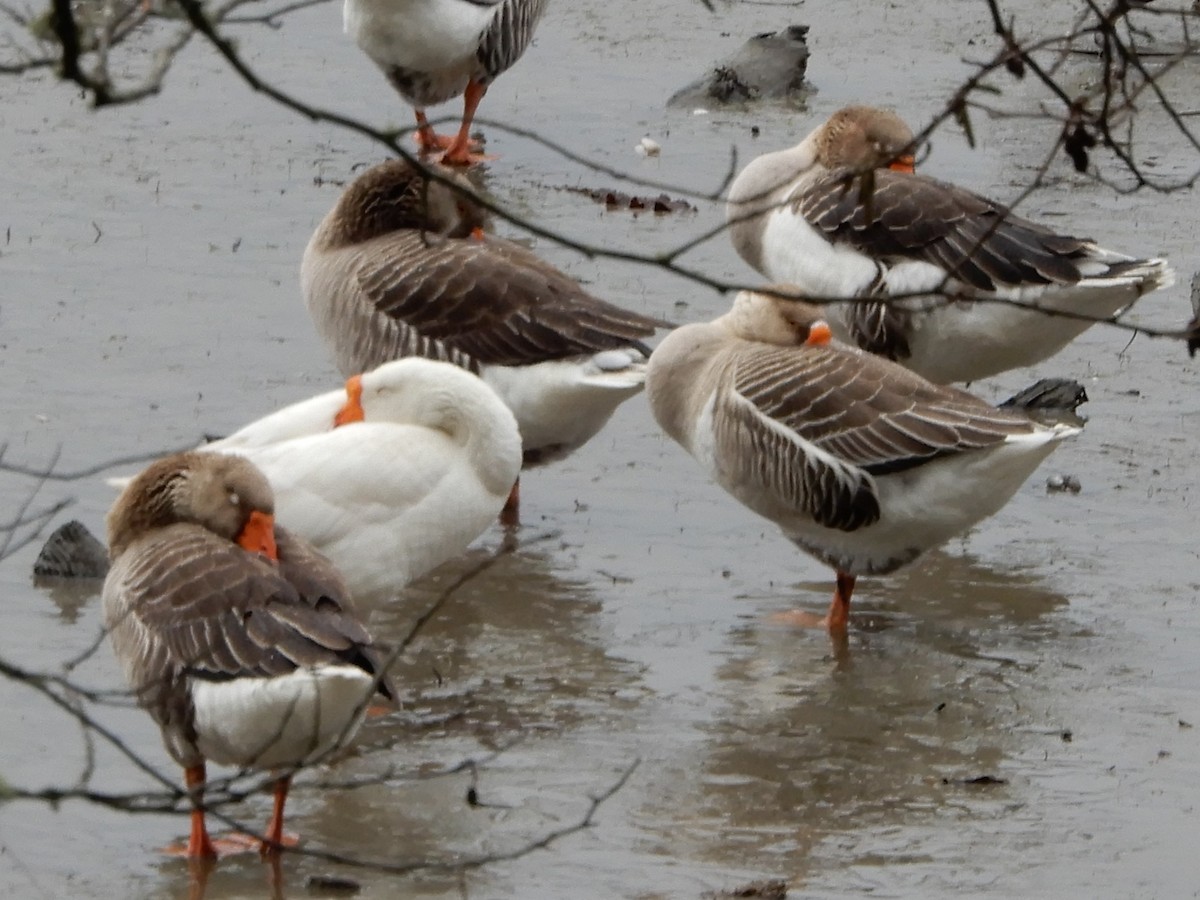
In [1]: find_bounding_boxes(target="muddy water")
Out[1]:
[2,0,1199,897]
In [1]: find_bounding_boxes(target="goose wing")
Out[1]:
[104,525,388,699]
[734,344,1033,480]
[476,0,548,80]
[795,169,1091,292]
[349,231,661,367]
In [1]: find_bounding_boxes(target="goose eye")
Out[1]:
[228,491,240,507]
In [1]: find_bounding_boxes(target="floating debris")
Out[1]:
[703,879,789,899]
[559,185,697,214]
[33,520,109,579]
[634,136,662,157]
[668,25,810,108]
[942,775,1008,787]
[306,874,362,896]
[1046,474,1082,494]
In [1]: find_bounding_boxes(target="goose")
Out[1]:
[199,358,523,607]
[645,288,1080,633]
[344,0,549,165]
[301,158,666,524]
[727,104,1174,384]
[103,452,394,858]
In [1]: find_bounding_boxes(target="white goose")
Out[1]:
[199,358,523,608]
[344,0,549,165]
[301,158,666,524]
[104,452,394,858]
[646,288,1080,633]
[727,105,1174,383]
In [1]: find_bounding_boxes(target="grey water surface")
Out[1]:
[1,1,1198,897]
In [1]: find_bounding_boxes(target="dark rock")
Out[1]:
[999,377,1088,413]
[999,377,1088,428]
[703,879,788,899]
[306,874,362,895]
[33,520,109,579]
[668,26,810,108]
[1187,271,1200,357]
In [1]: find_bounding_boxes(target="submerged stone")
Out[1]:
[668,26,810,108]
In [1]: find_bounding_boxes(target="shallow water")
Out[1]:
[2,1,1199,897]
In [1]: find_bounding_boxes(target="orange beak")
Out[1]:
[888,153,916,174]
[237,510,278,561]
[334,374,365,427]
[806,320,833,346]
[470,226,486,242]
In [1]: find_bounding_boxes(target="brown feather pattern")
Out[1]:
[476,0,548,81]
[730,343,1036,478]
[347,231,660,369]
[106,501,393,769]
[797,169,1094,292]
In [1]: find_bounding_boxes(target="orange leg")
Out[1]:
[185,764,217,860]
[770,571,856,635]
[826,572,855,634]
[441,79,490,166]
[414,110,455,152]
[499,477,520,529]
[261,776,291,857]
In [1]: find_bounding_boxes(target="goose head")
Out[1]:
[815,105,916,173]
[720,288,833,347]
[107,452,277,561]
[314,159,487,251]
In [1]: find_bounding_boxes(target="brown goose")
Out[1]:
[302,158,666,524]
[646,288,1080,633]
[344,0,549,165]
[103,452,394,858]
[727,105,1173,383]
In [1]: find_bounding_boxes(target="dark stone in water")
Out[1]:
[668,26,810,108]
[703,879,789,899]
[306,874,361,896]
[999,377,1088,413]
[33,520,109,579]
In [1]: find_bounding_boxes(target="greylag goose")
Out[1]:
[727,105,1173,383]
[646,288,1080,633]
[196,358,522,607]
[344,0,549,165]
[103,452,393,857]
[302,158,666,524]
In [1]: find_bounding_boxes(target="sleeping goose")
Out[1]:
[646,288,1080,633]
[344,0,549,165]
[199,358,522,606]
[301,158,666,524]
[727,104,1173,383]
[103,452,393,858]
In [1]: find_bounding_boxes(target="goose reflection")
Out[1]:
[262,542,644,878]
[633,549,1072,882]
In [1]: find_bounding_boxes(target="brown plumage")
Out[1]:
[303,158,669,522]
[647,288,1079,633]
[304,159,663,375]
[727,104,1173,383]
[104,452,393,858]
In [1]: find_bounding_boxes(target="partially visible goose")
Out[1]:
[103,452,394,858]
[646,288,1080,633]
[199,358,522,607]
[302,158,666,524]
[727,105,1174,383]
[344,0,549,165]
